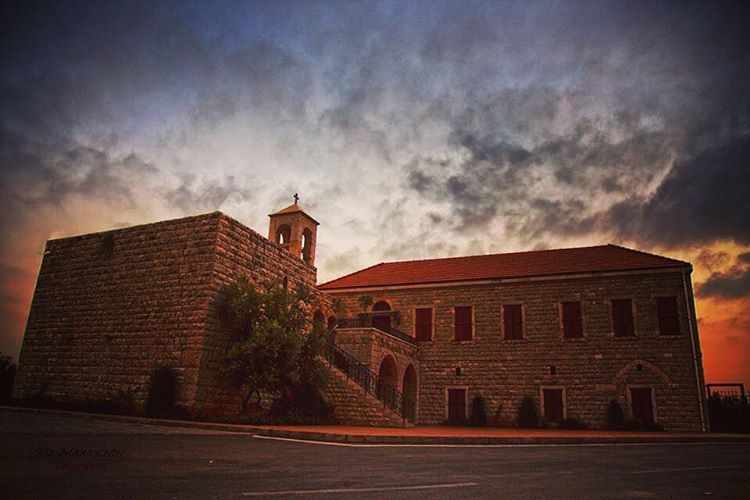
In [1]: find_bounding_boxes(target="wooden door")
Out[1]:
[543,389,564,423]
[630,388,654,424]
[447,389,466,422]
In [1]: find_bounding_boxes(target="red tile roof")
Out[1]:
[318,244,689,290]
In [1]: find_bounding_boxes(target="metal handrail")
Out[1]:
[323,327,415,422]
[337,316,418,346]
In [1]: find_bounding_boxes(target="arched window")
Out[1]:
[301,228,313,262]
[372,301,391,331]
[276,224,291,245]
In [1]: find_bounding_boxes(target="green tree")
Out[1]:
[217,276,328,416]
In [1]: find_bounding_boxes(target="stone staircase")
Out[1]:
[324,362,410,427]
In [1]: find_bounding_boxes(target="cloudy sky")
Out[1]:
[1,0,749,385]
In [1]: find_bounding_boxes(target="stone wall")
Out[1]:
[13,211,334,420]
[193,212,331,417]
[327,270,708,431]
[13,213,222,404]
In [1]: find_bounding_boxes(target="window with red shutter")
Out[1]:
[503,304,523,340]
[657,297,680,335]
[415,308,433,341]
[454,306,473,341]
[561,301,583,339]
[612,299,634,337]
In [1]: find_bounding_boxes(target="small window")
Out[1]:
[612,299,635,337]
[561,301,583,339]
[656,297,680,336]
[454,306,473,341]
[415,308,433,341]
[503,304,523,340]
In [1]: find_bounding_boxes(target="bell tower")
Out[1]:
[268,193,319,266]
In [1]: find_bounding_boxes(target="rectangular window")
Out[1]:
[415,308,433,341]
[542,388,564,423]
[454,306,473,341]
[612,299,635,337]
[561,301,583,339]
[447,388,466,422]
[657,297,680,336]
[503,304,523,340]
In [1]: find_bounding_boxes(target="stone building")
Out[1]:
[321,246,709,431]
[14,202,708,431]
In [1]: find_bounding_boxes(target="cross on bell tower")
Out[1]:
[268,194,319,266]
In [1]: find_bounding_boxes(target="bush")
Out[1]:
[517,395,539,428]
[0,354,17,404]
[558,417,588,430]
[470,396,487,426]
[146,366,178,418]
[606,399,625,429]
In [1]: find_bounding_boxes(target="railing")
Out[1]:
[323,330,415,422]
[337,316,418,346]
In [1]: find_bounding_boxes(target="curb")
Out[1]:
[3,406,749,445]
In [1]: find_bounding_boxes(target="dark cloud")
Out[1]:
[600,135,750,246]
[164,175,252,213]
[698,270,750,300]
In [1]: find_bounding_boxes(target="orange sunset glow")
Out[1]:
[1,1,749,392]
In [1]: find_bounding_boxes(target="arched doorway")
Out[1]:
[371,301,391,332]
[377,355,398,407]
[402,364,417,421]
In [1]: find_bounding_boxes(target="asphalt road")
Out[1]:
[1,411,748,499]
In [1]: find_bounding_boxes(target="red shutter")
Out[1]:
[562,302,583,338]
[657,297,680,335]
[454,306,472,341]
[503,304,523,340]
[612,299,634,337]
[415,308,432,341]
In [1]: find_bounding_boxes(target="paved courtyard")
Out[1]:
[1,410,748,499]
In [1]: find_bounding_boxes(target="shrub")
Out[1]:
[0,354,17,404]
[606,399,625,429]
[517,395,539,428]
[558,417,588,430]
[470,396,487,426]
[146,366,178,418]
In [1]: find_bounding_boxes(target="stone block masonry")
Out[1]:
[13,211,331,419]
[328,270,708,431]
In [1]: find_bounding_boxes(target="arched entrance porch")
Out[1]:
[377,355,398,407]
[402,364,417,421]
